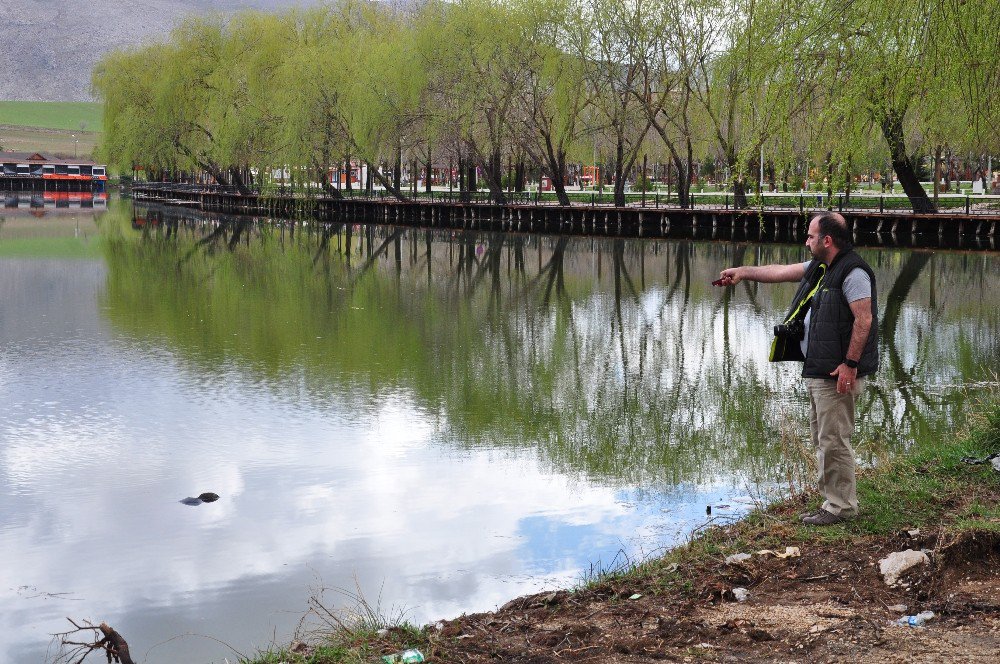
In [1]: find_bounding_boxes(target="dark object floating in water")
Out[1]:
[179,492,220,506]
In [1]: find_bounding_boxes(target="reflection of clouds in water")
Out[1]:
[1,404,129,484]
[0,364,658,662]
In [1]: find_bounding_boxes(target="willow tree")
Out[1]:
[825,0,961,213]
[94,15,260,192]
[271,5,354,196]
[420,0,534,204]
[935,0,1000,190]
[93,46,173,175]
[692,0,826,208]
[509,0,589,206]
[337,1,425,200]
[627,0,712,208]
[569,0,653,208]
[211,11,292,190]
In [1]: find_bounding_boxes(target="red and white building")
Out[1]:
[0,151,108,192]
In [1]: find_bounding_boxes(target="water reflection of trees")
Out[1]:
[103,203,1000,489]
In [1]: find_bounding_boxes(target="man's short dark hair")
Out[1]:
[813,212,852,250]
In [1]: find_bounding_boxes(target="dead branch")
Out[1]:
[52,618,136,664]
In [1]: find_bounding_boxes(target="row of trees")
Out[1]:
[93,0,1000,212]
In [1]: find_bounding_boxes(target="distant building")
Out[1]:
[0,151,108,192]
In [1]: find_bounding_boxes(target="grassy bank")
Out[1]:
[247,394,1000,662]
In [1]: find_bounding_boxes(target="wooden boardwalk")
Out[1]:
[132,184,999,249]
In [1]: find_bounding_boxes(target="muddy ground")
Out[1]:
[410,506,1000,663]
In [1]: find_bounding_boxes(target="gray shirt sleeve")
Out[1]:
[842,267,872,303]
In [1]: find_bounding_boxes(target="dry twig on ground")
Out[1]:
[51,618,136,664]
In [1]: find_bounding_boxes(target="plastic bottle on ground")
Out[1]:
[894,610,934,627]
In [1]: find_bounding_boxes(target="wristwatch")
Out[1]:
[844,358,859,369]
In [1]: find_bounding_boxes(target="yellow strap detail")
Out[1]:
[783,263,826,324]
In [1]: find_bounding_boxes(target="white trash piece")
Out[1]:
[879,549,930,586]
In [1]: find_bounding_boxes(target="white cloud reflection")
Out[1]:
[0,344,673,663]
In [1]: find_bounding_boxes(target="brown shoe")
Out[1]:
[802,509,847,526]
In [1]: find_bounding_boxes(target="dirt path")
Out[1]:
[416,523,1000,663]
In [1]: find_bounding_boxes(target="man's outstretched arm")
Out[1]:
[719,263,805,285]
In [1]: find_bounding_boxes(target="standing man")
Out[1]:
[718,212,878,525]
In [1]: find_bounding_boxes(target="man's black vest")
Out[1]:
[770,249,879,379]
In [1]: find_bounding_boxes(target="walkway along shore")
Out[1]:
[132,183,1000,250]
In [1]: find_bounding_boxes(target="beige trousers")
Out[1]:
[805,377,865,517]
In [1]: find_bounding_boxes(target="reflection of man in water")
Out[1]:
[718,212,878,525]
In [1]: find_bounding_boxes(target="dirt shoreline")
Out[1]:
[409,502,1000,662]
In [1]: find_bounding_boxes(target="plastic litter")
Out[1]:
[382,649,425,664]
[725,553,753,565]
[732,587,749,602]
[757,546,801,559]
[628,593,643,600]
[893,611,935,627]
[960,452,1000,472]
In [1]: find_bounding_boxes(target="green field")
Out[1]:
[0,101,103,159]
[0,101,103,131]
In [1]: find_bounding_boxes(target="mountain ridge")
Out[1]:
[0,0,305,103]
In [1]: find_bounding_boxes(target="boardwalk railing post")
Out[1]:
[800,193,804,213]
[966,195,970,214]
[725,194,729,210]
[839,194,843,212]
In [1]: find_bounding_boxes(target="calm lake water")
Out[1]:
[1,200,997,663]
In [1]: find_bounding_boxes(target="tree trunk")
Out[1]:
[393,145,402,191]
[826,151,834,205]
[458,155,466,201]
[467,163,477,199]
[681,137,694,207]
[541,132,572,206]
[613,140,627,207]
[844,158,852,204]
[425,145,432,194]
[314,159,343,199]
[933,144,942,204]
[732,175,748,209]
[880,110,935,213]
[613,173,626,207]
[368,161,409,201]
[472,147,507,205]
